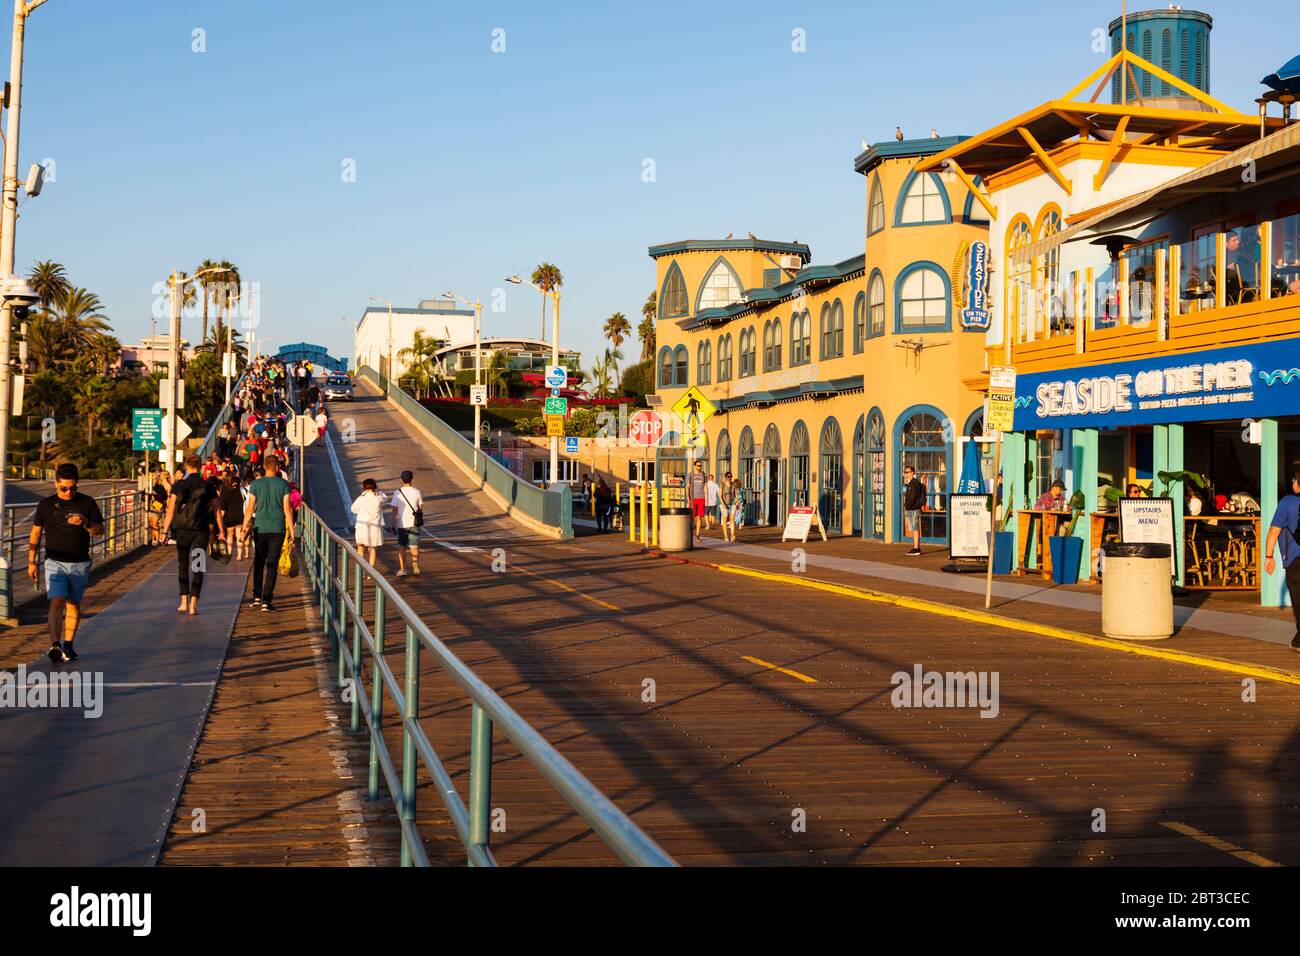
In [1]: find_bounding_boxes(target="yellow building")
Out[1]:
[650,136,990,542]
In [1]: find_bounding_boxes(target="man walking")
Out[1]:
[162,454,223,616]
[29,464,104,664]
[705,472,720,531]
[902,464,925,556]
[688,459,708,542]
[241,454,294,612]
[390,470,424,577]
[1264,471,1300,653]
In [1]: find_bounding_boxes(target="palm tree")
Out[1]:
[23,313,62,371]
[89,333,121,376]
[194,259,220,343]
[51,288,111,353]
[211,260,240,345]
[27,260,70,309]
[639,290,657,362]
[603,311,631,351]
[74,375,113,443]
[485,350,511,398]
[530,262,563,341]
[25,369,63,471]
[195,325,247,363]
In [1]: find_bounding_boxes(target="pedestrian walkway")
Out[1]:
[0,558,248,866]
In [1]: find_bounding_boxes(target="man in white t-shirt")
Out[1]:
[704,473,720,530]
[390,470,425,577]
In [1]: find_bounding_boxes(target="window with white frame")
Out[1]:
[897,266,947,330]
[868,176,885,235]
[698,261,742,312]
[868,272,886,336]
[899,173,945,224]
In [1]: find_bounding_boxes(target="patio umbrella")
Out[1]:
[1262,54,1300,94]
[956,437,985,495]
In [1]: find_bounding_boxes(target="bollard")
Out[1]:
[652,484,660,549]
[640,481,649,548]
[627,484,637,543]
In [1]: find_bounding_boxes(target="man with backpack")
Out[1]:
[1264,471,1300,653]
[162,454,223,616]
[240,454,294,612]
[390,470,424,577]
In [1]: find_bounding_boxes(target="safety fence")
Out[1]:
[357,366,572,539]
[298,504,674,866]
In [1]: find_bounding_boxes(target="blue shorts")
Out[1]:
[46,559,92,603]
[396,528,420,548]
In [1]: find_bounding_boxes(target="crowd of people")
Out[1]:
[577,465,746,543]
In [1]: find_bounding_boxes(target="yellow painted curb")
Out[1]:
[705,561,1300,688]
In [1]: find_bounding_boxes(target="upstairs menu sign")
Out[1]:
[1012,339,1300,431]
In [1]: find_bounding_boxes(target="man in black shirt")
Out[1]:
[29,463,104,664]
[902,465,926,556]
[162,454,224,615]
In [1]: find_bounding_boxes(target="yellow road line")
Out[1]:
[740,655,818,684]
[515,565,622,612]
[705,561,1300,688]
[1160,821,1281,867]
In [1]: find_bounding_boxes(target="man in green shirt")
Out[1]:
[239,454,294,612]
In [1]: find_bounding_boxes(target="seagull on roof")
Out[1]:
[725,232,733,239]
[747,231,757,240]
[931,127,939,138]
[861,139,870,151]
[896,126,904,142]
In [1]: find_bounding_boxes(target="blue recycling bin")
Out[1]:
[991,530,1015,575]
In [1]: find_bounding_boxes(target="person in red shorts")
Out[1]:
[688,459,708,542]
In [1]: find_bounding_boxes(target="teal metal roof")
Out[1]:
[648,238,812,261]
[854,136,970,175]
[717,375,864,411]
[674,254,865,331]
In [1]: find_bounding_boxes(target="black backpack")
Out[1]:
[171,480,208,533]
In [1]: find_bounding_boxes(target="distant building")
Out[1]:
[353,301,475,381]
[119,335,193,376]
[432,337,583,398]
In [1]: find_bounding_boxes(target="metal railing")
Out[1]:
[356,366,573,538]
[298,505,674,867]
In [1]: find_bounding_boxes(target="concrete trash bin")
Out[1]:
[1101,541,1173,640]
[659,507,693,553]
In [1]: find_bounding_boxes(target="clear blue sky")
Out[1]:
[11,0,1294,367]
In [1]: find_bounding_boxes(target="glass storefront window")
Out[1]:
[1270,211,1300,298]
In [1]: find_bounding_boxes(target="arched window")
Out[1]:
[868,270,886,337]
[895,406,949,543]
[660,262,687,319]
[867,175,886,235]
[657,346,673,388]
[716,428,731,481]
[819,417,843,533]
[738,425,756,521]
[818,303,831,359]
[1035,205,1064,337]
[829,299,844,358]
[697,340,712,385]
[851,415,865,534]
[739,326,756,378]
[764,318,782,371]
[963,175,990,225]
[896,171,949,225]
[895,263,949,332]
[1006,215,1033,343]
[789,312,804,366]
[798,312,810,363]
[695,257,743,313]
[866,408,886,539]
[789,421,810,509]
[763,423,781,458]
[852,292,866,352]
[717,333,732,382]
[673,345,688,386]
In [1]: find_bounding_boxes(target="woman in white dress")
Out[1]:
[351,478,386,565]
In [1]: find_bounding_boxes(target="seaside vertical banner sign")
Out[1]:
[959,240,991,331]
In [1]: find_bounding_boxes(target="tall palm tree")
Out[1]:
[25,369,63,471]
[89,333,121,376]
[530,262,563,342]
[51,288,111,353]
[639,291,657,362]
[194,258,221,343]
[211,260,239,345]
[485,350,511,398]
[195,325,248,363]
[27,260,70,309]
[74,375,113,443]
[602,311,631,351]
[23,313,62,371]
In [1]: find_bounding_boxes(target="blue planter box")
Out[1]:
[1049,535,1083,585]
[991,531,1015,575]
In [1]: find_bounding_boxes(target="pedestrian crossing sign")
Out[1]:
[670,386,716,441]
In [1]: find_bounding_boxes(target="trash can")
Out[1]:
[658,507,693,553]
[1101,541,1173,640]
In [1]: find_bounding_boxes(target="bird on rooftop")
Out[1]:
[861,139,870,151]
[896,126,904,142]
[747,231,757,240]
[931,127,939,138]
[725,232,733,239]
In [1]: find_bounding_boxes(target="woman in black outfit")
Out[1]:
[221,471,247,560]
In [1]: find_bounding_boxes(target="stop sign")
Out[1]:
[628,410,664,446]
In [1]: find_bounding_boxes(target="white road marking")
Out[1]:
[323,429,354,528]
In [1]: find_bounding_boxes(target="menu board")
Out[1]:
[949,494,991,559]
[1118,497,1176,575]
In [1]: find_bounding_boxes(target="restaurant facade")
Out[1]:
[649,134,991,543]
[920,7,1300,606]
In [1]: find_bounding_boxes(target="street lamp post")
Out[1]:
[443,290,483,458]
[0,0,51,622]
[506,274,561,487]
[369,296,394,395]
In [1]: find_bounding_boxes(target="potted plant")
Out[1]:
[1048,490,1087,585]
[990,482,1016,575]
[1099,484,1121,512]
